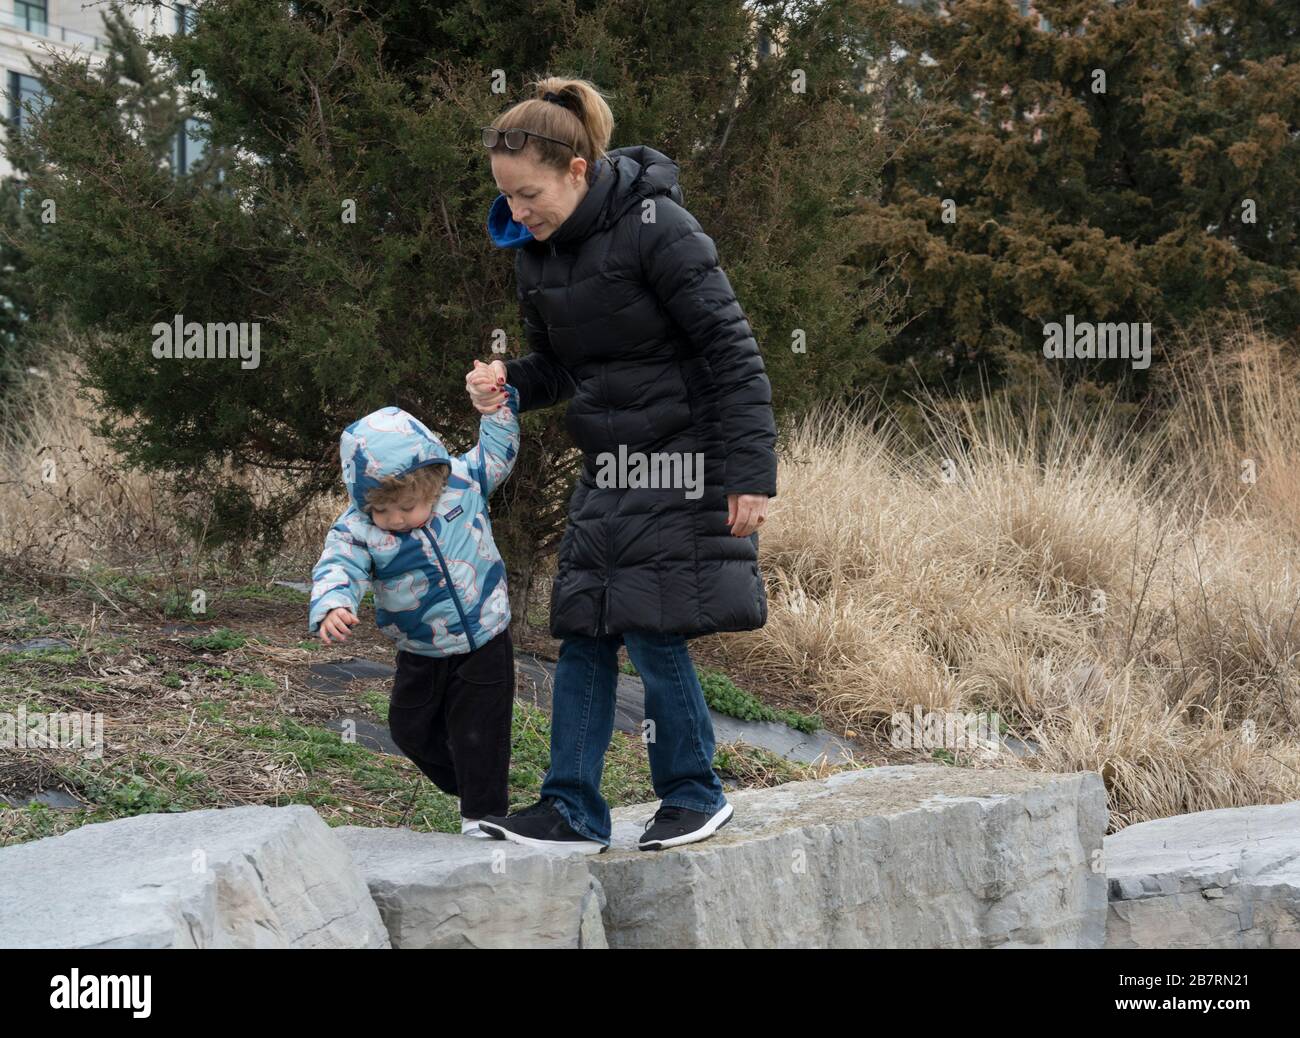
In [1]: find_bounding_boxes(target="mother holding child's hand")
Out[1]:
[467,77,777,853]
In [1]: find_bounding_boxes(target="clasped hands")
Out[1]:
[465,358,509,414]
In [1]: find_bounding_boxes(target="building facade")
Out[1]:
[1,1,201,180]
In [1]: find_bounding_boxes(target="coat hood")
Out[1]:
[339,406,451,514]
[486,145,684,251]
[602,144,684,218]
[486,190,535,248]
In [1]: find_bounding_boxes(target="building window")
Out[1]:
[173,116,208,174]
[10,179,30,209]
[13,2,48,34]
[7,70,48,132]
[172,5,209,174]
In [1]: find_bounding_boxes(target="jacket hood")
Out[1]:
[486,145,683,251]
[603,144,684,218]
[486,190,535,248]
[340,406,451,514]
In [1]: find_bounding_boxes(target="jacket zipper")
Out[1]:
[601,519,612,635]
[549,233,608,634]
[417,527,476,651]
[600,351,616,635]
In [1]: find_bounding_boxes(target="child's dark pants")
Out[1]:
[387,627,514,820]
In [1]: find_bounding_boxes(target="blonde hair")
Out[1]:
[364,463,448,512]
[488,76,615,185]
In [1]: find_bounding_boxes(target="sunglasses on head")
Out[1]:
[481,126,577,154]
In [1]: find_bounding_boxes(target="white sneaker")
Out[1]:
[461,817,492,838]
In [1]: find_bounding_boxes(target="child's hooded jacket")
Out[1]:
[308,389,520,656]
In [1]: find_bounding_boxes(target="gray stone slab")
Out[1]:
[273,581,312,594]
[160,622,208,636]
[0,637,75,653]
[1104,801,1300,948]
[0,788,82,809]
[513,653,644,733]
[1003,734,1040,758]
[335,825,606,948]
[590,765,1109,948]
[0,805,390,948]
[710,714,857,766]
[308,657,396,694]
[324,717,403,756]
[514,652,856,765]
[306,658,415,755]
[513,653,554,709]
[304,648,856,766]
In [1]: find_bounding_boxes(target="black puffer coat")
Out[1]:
[493,145,778,639]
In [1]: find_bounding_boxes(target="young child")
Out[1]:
[308,382,520,837]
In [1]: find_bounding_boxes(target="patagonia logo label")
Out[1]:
[443,505,463,521]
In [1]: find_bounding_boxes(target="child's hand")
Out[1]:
[319,607,359,643]
[466,359,508,414]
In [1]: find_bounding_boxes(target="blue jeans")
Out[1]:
[539,630,728,845]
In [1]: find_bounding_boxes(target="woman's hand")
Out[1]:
[727,493,769,537]
[466,358,509,414]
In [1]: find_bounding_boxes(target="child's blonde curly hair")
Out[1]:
[364,463,449,512]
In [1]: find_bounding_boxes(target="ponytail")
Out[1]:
[488,76,615,184]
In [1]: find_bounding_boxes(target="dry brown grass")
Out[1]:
[708,322,1300,829]
[0,350,345,583]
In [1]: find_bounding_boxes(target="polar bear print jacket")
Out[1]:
[307,389,520,656]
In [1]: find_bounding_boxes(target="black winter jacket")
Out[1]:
[492,145,778,639]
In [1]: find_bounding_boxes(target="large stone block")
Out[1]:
[334,826,606,948]
[589,765,1107,948]
[0,805,390,948]
[1105,801,1300,948]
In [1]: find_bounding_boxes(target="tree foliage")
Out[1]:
[856,0,1299,405]
[3,0,904,592]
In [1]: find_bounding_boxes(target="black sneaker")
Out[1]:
[637,801,734,851]
[478,797,607,854]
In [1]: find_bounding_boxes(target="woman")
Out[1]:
[470,77,777,853]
